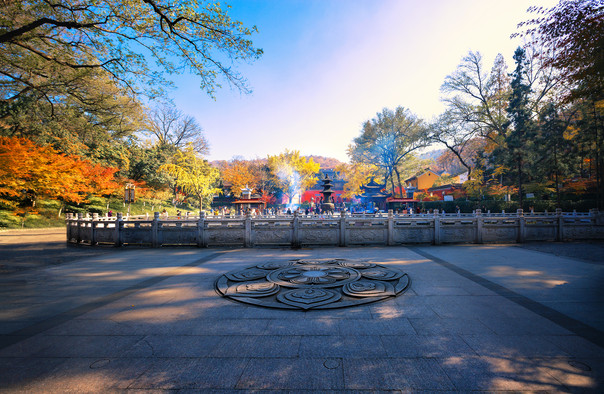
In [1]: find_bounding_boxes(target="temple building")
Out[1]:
[232,186,266,212]
[358,178,392,211]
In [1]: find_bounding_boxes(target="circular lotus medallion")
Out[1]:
[215,259,410,310]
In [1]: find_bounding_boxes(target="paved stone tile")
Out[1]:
[411,284,472,296]
[543,335,604,359]
[424,296,503,320]
[536,357,604,392]
[338,318,416,335]
[461,334,571,358]
[128,357,249,390]
[438,355,570,391]
[0,334,54,357]
[235,357,344,390]
[240,306,304,319]
[188,318,270,335]
[304,305,374,319]
[387,295,440,319]
[478,315,574,335]
[0,357,67,388]
[381,334,477,358]
[207,335,301,358]
[124,335,221,357]
[299,335,387,358]
[34,335,146,358]
[8,357,152,391]
[344,358,454,390]
[409,317,495,336]
[0,321,33,335]
[43,318,135,336]
[264,317,338,335]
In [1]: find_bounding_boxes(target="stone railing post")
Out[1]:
[591,208,604,226]
[114,212,123,247]
[387,209,394,246]
[244,211,252,248]
[433,209,441,245]
[152,212,160,248]
[197,211,206,248]
[91,213,99,245]
[65,213,72,243]
[555,208,563,241]
[292,210,300,249]
[339,211,347,247]
[475,209,483,244]
[517,209,525,243]
[76,213,83,243]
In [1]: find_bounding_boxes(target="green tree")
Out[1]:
[0,0,263,102]
[533,103,575,205]
[348,107,428,197]
[504,47,536,208]
[159,145,220,212]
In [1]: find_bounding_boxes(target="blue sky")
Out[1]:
[170,0,557,163]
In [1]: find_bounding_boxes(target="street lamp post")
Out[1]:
[124,183,135,218]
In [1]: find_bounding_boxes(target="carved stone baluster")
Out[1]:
[91,212,98,245]
[152,212,160,248]
[115,212,123,247]
[475,209,483,244]
[387,209,394,246]
[517,209,525,243]
[292,210,300,249]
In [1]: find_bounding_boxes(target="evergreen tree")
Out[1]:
[505,47,535,209]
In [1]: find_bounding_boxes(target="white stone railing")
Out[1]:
[65,209,604,248]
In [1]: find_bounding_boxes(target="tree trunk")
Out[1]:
[554,146,561,208]
[517,156,523,209]
[393,167,403,198]
[388,168,396,196]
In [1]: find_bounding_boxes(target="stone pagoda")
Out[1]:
[359,178,391,211]
[320,173,335,213]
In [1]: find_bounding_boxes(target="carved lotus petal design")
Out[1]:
[226,268,268,281]
[215,258,410,310]
[256,261,293,270]
[277,288,341,310]
[337,260,376,269]
[296,260,322,265]
[361,267,403,281]
[343,280,395,297]
[227,281,280,297]
[268,264,359,288]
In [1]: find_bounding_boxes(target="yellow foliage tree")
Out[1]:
[159,145,220,212]
[334,162,380,199]
[267,150,320,204]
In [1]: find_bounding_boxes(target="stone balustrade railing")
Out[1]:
[65,209,604,248]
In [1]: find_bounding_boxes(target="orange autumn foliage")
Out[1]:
[0,136,119,207]
[220,160,260,196]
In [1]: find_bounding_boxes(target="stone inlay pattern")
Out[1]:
[215,259,410,310]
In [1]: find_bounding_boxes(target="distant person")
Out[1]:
[108,210,112,217]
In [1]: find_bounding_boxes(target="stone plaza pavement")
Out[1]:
[1,239,603,392]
